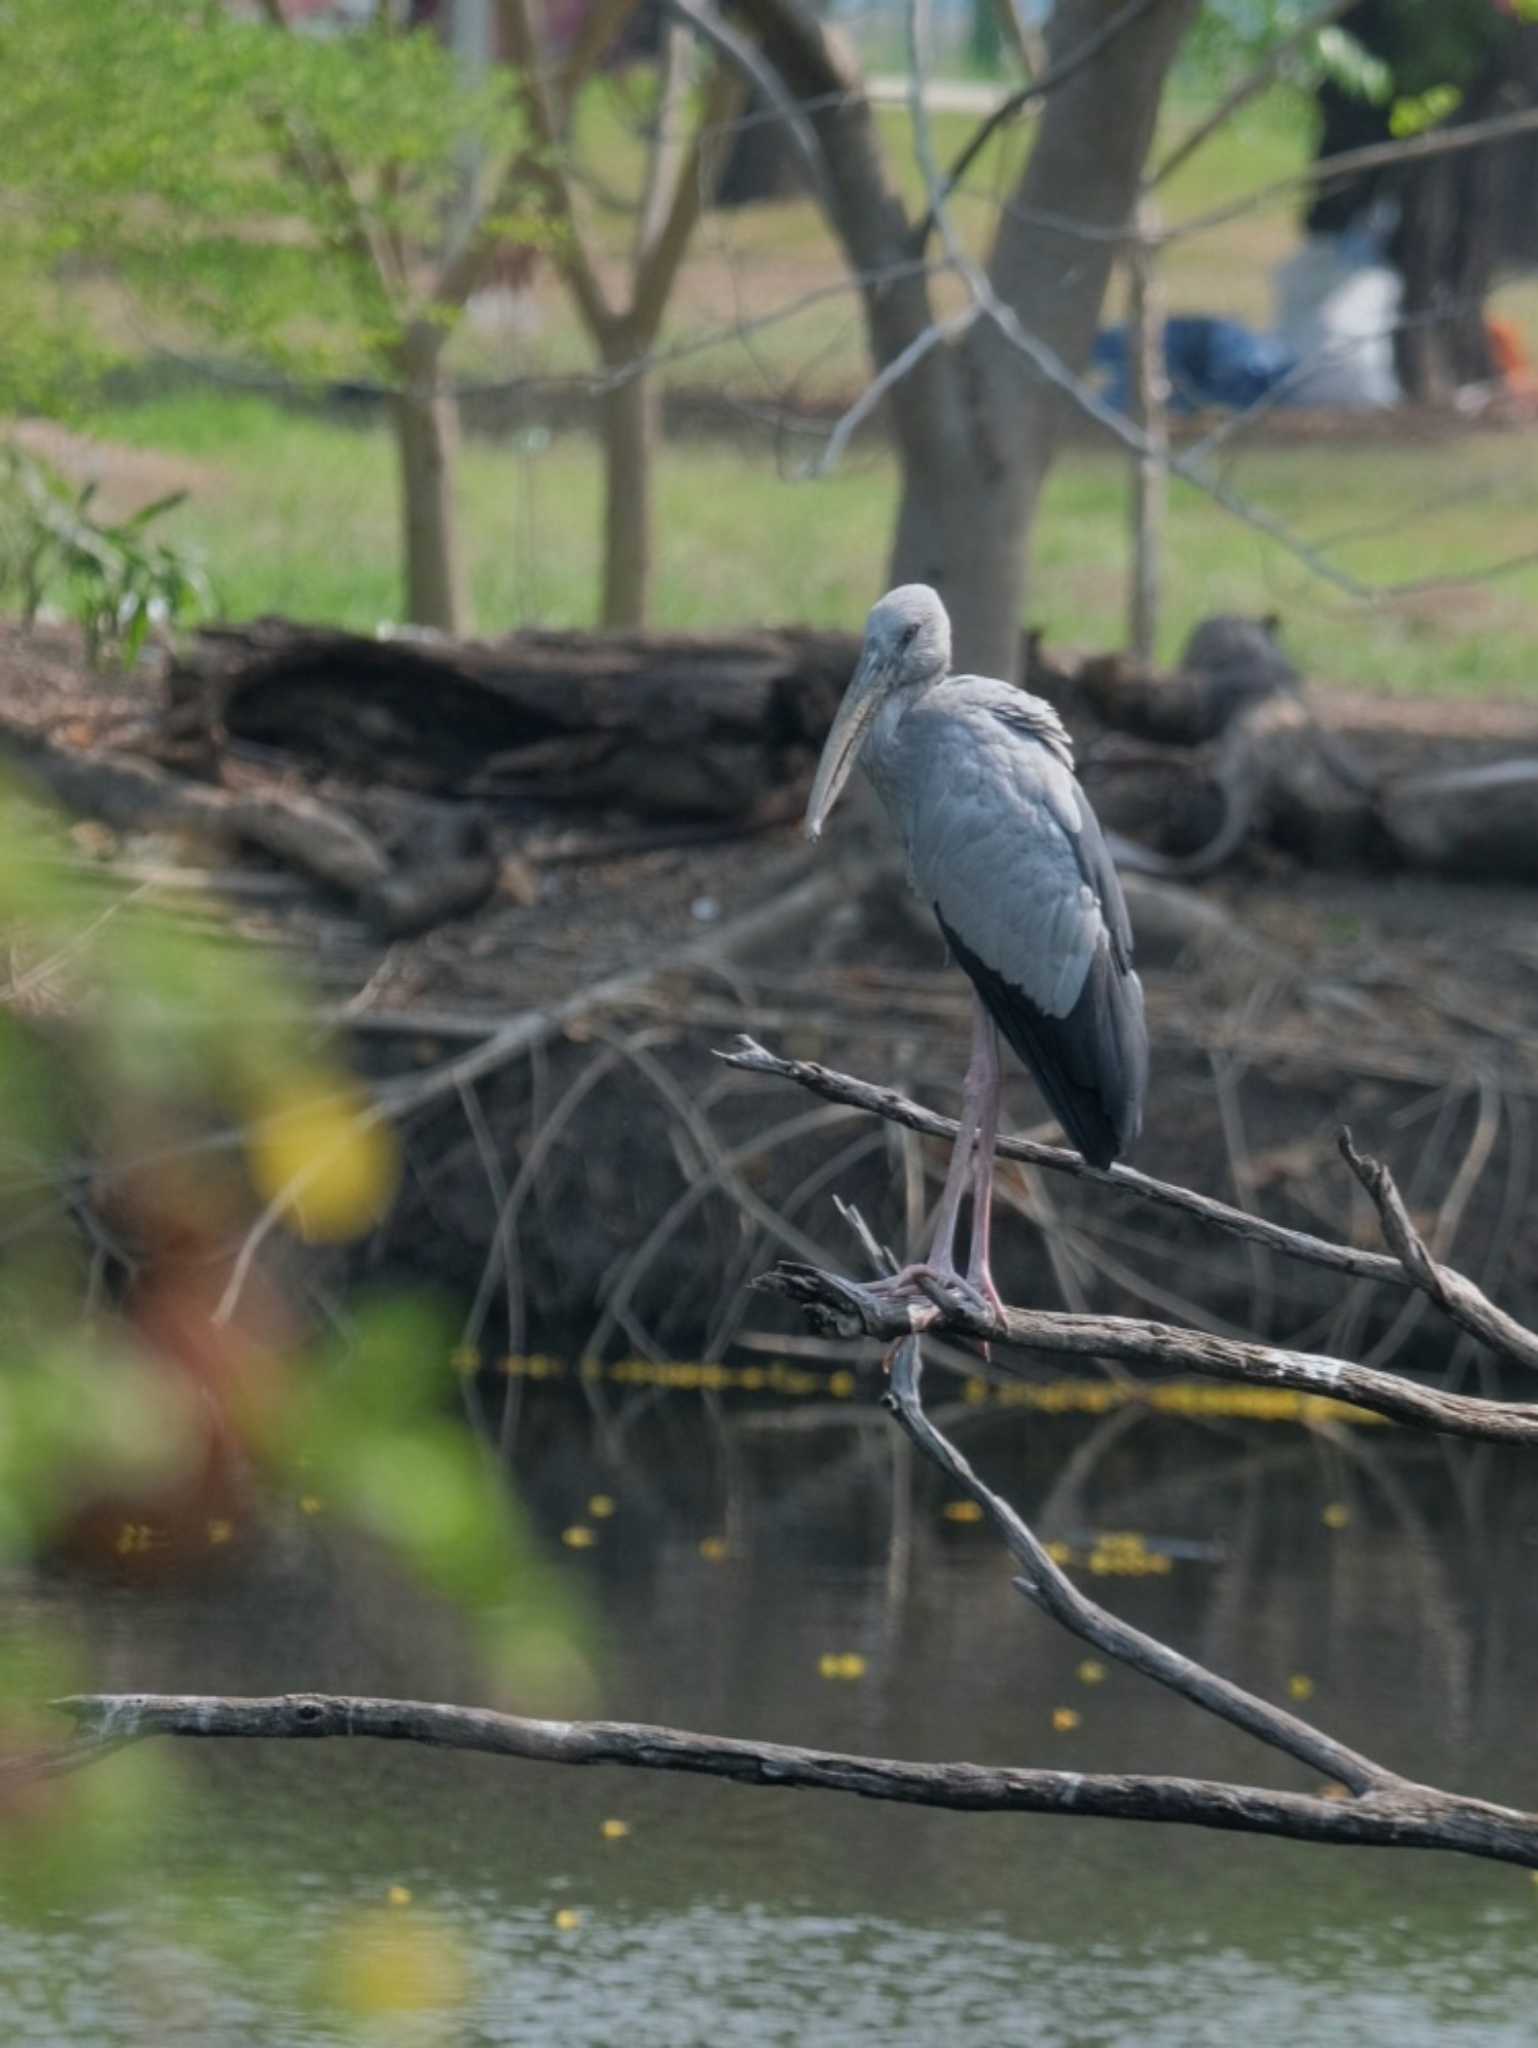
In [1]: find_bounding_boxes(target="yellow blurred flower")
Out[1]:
[299,1495,324,1517]
[561,1526,597,1550]
[246,1074,399,1244]
[1051,1707,1081,1733]
[1322,1502,1351,1530]
[818,1653,867,1681]
[942,1499,984,1524]
[1076,1660,1107,1686]
[600,1818,630,1841]
[553,1907,584,1932]
[323,1906,466,2018]
[588,1495,616,1520]
[1288,1673,1315,1702]
[387,1885,412,1907]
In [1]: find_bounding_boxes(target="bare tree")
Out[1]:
[498,0,742,627]
[733,0,1198,679]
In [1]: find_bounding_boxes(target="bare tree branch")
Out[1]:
[719,1038,1411,1290]
[727,1041,1538,1376]
[14,1691,1531,1865]
[1146,0,1357,191]
[759,1261,1538,1446]
[917,0,1167,250]
[1166,101,1538,244]
[1339,1132,1538,1374]
[631,61,745,342]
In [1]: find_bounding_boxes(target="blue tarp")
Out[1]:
[1092,317,1297,415]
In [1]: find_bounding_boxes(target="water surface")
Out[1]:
[5,1387,1538,2045]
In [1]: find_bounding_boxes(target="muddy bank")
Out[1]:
[2,618,1537,1375]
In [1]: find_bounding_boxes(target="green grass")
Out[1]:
[90,386,1538,697]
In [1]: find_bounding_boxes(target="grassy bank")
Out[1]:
[89,386,1538,697]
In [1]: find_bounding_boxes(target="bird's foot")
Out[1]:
[868,1261,999,1335]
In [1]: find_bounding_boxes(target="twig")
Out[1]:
[32,1692,1538,1867]
[1165,102,1538,244]
[918,0,1167,247]
[1145,0,1357,191]
[1340,1131,1538,1376]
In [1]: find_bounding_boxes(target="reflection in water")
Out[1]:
[7,1387,1538,2045]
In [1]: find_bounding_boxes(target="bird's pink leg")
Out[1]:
[878,995,999,1320]
[962,1006,1005,1318]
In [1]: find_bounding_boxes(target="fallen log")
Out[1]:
[158,616,1538,887]
[0,715,391,898]
[166,618,857,816]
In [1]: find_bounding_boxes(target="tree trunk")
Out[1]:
[887,0,1197,680]
[395,320,469,635]
[599,333,658,630]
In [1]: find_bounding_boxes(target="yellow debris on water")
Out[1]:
[600,1819,630,1841]
[1288,1673,1316,1702]
[1085,1531,1173,1578]
[561,1525,597,1550]
[698,1535,729,1563]
[1051,1707,1082,1733]
[588,1495,616,1519]
[1322,1502,1351,1529]
[299,1496,324,1517]
[818,1653,867,1681]
[484,1356,1387,1427]
[387,1885,412,1907]
[1076,1660,1107,1686]
[942,1499,984,1524]
[553,1907,584,1932]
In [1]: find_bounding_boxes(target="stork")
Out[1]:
[806,584,1147,1311]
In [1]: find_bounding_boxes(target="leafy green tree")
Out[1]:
[4,0,542,633]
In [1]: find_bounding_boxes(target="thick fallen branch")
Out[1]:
[26,1691,1538,1868]
[723,1039,1538,1374]
[0,715,390,898]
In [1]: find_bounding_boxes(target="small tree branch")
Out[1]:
[660,0,835,220]
[1166,101,1538,244]
[758,1262,1538,1446]
[630,61,745,341]
[719,1039,1411,1292]
[1339,1132,1538,1375]
[876,1338,1387,1791]
[916,0,1166,250]
[1145,0,1357,191]
[27,1692,1538,1868]
[557,0,639,118]
[489,0,613,335]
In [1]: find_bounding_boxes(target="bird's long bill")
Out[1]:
[804,654,884,842]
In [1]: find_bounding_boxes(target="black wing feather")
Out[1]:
[938,907,1146,1169]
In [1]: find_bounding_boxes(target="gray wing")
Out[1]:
[895,682,1147,1166]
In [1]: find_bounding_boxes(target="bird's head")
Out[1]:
[805,585,951,842]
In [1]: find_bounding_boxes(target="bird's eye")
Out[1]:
[901,623,919,647]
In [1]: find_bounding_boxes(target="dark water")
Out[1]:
[6,1385,1538,2046]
